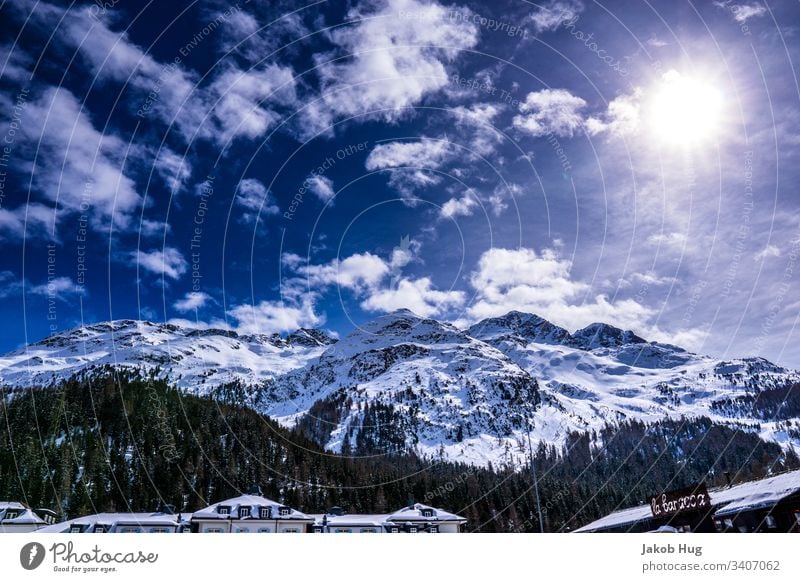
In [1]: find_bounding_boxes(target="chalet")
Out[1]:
[575,469,800,533]
[0,501,55,533]
[190,494,314,533]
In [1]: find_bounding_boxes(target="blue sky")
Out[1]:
[1,0,800,367]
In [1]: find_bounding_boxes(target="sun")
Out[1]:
[649,70,723,145]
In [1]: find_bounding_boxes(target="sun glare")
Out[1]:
[649,70,723,145]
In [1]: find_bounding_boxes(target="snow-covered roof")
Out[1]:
[575,470,800,532]
[192,495,312,521]
[712,470,800,517]
[385,503,466,523]
[0,501,47,525]
[35,511,191,533]
[311,514,389,527]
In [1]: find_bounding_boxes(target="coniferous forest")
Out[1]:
[1,370,797,532]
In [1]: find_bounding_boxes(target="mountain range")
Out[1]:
[2,309,798,468]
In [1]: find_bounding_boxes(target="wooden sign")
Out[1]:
[649,484,710,518]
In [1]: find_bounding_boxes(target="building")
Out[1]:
[25,492,467,534]
[575,469,800,533]
[311,503,467,533]
[190,494,314,533]
[35,510,192,533]
[0,501,56,533]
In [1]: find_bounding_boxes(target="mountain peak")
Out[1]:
[468,311,571,345]
[568,322,647,349]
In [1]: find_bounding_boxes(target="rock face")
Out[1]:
[2,310,798,469]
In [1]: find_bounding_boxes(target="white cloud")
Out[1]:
[228,298,322,334]
[586,90,642,138]
[291,252,391,292]
[754,244,780,261]
[12,88,143,233]
[440,193,478,218]
[366,138,452,198]
[528,0,584,33]
[173,291,212,312]
[449,103,503,156]
[236,178,280,223]
[300,0,479,135]
[307,174,336,203]
[714,2,767,23]
[151,148,192,193]
[361,277,464,317]
[463,247,656,332]
[133,247,188,280]
[513,89,587,138]
[29,276,84,299]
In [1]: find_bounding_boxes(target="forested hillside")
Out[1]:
[1,370,797,532]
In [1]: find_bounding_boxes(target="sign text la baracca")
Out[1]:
[648,484,710,518]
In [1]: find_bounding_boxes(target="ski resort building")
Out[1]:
[575,469,800,533]
[190,494,314,533]
[0,501,56,533]
[35,510,192,533]
[311,503,467,533]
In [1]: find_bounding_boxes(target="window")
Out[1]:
[409,526,418,533]
[389,527,399,533]
[334,528,353,533]
[4,510,19,520]
[218,506,230,516]
[765,515,777,529]
[259,507,271,519]
[282,528,299,533]
[258,528,271,533]
[312,526,323,533]
[422,509,434,518]
[429,526,438,533]
[93,525,107,533]
[238,507,250,519]
[361,528,377,533]
[235,527,250,533]
[205,527,224,533]
[118,527,143,533]
[714,520,724,532]
[279,507,291,517]
[150,527,170,533]
[724,519,734,529]
[69,524,83,533]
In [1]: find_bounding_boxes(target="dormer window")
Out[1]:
[279,507,291,517]
[94,525,107,533]
[421,509,434,518]
[69,524,83,533]
[4,510,19,520]
[238,506,250,519]
[390,527,399,533]
[429,525,439,533]
[218,505,230,516]
[409,526,418,533]
[259,507,271,519]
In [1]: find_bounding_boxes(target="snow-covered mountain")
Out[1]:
[1,310,798,468]
[0,319,334,390]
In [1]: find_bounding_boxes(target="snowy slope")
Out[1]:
[0,320,334,392]
[1,311,798,468]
